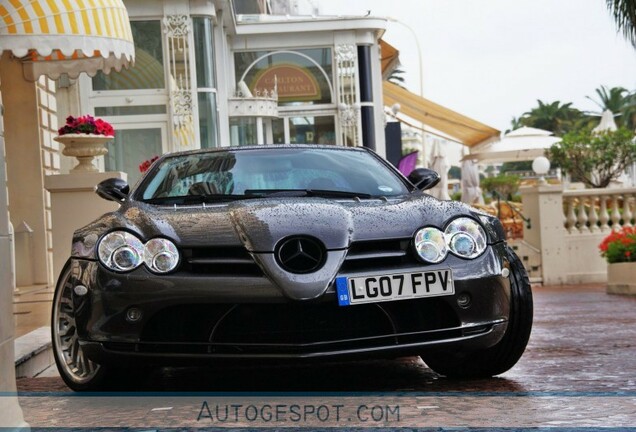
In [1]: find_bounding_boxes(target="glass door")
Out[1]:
[271,115,336,144]
[104,123,167,186]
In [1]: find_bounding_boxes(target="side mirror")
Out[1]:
[408,168,441,191]
[96,178,129,202]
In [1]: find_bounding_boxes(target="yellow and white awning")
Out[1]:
[383,81,500,147]
[380,39,400,80]
[0,0,134,80]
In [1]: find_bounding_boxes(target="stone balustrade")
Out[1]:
[562,187,636,234]
[519,184,635,285]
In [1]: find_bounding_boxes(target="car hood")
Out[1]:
[76,194,481,251]
[73,195,494,301]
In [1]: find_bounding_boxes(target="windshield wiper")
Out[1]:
[308,189,373,199]
[243,189,373,199]
[142,194,251,205]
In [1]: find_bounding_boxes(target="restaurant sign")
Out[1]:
[251,64,321,102]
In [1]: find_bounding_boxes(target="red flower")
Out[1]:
[139,156,159,173]
[599,227,636,263]
[58,115,114,137]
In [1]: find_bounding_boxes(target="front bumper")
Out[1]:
[69,243,512,364]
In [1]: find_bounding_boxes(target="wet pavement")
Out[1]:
[9,283,636,429]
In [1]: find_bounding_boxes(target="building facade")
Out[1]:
[60,0,387,186]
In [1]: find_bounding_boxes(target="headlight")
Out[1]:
[98,231,144,272]
[414,217,488,263]
[143,238,179,273]
[445,217,487,259]
[98,232,180,273]
[414,227,447,263]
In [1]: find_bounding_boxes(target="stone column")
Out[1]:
[520,184,567,285]
[0,76,28,430]
[0,52,52,286]
[45,171,127,280]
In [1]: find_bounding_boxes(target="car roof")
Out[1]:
[158,144,370,159]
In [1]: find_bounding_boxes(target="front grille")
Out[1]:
[180,247,263,276]
[180,239,420,276]
[341,239,419,272]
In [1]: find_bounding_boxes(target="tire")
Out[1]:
[421,246,533,378]
[51,261,110,391]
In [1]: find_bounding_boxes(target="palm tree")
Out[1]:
[387,68,406,88]
[518,100,585,135]
[506,116,524,134]
[623,90,636,130]
[586,85,636,129]
[586,86,628,113]
[606,0,636,48]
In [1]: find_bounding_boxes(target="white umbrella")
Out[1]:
[463,126,561,163]
[593,110,618,133]
[428,140,450,200]
[461,150,484,205]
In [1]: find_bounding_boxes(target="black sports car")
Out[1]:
[52,145,533,391]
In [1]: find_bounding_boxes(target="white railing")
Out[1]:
[519,185,636,284]
[563,187,636,234]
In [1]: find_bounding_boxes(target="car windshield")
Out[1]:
[135,147,410,203]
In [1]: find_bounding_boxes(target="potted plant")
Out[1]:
[54,115,115,172]
[599,227,636,295]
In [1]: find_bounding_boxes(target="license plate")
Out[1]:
[336,269,454,306]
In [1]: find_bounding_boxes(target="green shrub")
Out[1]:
[481,174,521,199]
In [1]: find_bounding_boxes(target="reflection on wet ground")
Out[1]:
[145,358,529,393]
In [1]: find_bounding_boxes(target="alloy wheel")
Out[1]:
[52,265,101,384]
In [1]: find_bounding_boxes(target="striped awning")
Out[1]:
[379,39,399,80]
[0,0,135,80]
[383,81,500,147]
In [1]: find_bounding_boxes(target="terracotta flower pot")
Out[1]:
[607,262,636,295]
[54,134,113,172]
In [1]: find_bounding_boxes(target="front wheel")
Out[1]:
[421,246,533,378]
[51,261,109,391]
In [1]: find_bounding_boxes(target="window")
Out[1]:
[232,49,337,146]
[193,17,219,148]
[92,21,165,91]
[230,118,257,146]
[234,49,333,107]
[272,116,336,144]
[105,127,164,186]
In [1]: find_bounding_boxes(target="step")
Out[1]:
[14,326,54,378]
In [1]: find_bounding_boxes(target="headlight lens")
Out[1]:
[414,227,447,263]
[98,232,180,273]
[414,217,488,263]
[98,231,144,272]
[143,238,179,273]
[445,217,487,259]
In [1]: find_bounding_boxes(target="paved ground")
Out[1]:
[8,283,636,429]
